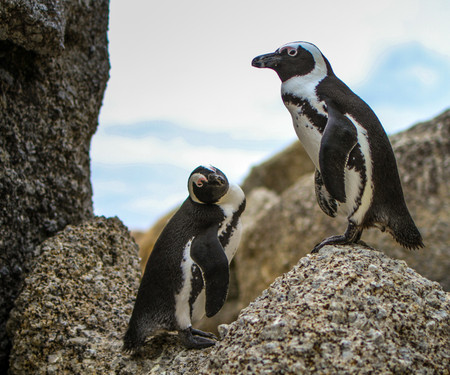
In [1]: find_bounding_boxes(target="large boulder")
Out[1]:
[7,217,140,374]
[8,226,449,373]
[241,141,315,195]
[0,0,109,368]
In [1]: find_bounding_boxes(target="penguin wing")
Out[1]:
[190,224,229,318]
[319,99,358,202]
[314,169,338,217]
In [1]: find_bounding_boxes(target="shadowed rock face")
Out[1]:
[0,0,109,369]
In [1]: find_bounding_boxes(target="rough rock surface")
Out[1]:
[9,227,449,374]
[7,217,140,374]
[0,0,66,55]
[195,246,450,374]
[236,109,450,308]
[0,0,110,368]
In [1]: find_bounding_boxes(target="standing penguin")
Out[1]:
[252,41,423,252]
[123,165,246,351]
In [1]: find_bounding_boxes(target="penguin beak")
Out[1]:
[208,173,226,186]
[252,52,282,69]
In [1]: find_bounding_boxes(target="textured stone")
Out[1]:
[7,222,449,373]
[129,245,450,374]
[0,0,66,55]
[0,0,109,368]
[7,217,141,374]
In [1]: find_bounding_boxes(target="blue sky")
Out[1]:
[91,0,450,229]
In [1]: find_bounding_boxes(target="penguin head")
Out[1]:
[188,165,229,204]
[252,41,331,82]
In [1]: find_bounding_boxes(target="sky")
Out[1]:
[91,0,450,230]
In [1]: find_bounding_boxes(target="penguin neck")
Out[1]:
[216,184,245,212]
[281,54,328,100]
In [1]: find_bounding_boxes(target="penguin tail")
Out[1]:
[388,214,424,250]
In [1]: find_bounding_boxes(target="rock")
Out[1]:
[124,245,450,374]
[0,0,109,368]
[241,141,314,195]
[202,246,449,374]
[0,0,66,55]
[236,109,450,311]
[6,217,141,374]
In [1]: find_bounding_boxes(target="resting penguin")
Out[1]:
[252,41,423,252]
[123,165,246,351]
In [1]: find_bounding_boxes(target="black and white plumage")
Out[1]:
[252,41,423,252]
[123,166,245,351]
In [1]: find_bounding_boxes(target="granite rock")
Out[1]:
[0,0,66,55]
[7,217,141,374]
[0,0,110,368]
[126,245,450,374]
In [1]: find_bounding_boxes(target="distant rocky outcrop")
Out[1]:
[0,0,109,369]
[241,141,315,194]
[236,109,450,310]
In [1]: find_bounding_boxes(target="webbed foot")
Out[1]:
[178,327,216,349]
[312,222,362,253]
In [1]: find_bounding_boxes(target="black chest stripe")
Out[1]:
[282,93,328,134]
[219,199,246,248]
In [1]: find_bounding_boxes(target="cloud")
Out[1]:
[90,122,287,228]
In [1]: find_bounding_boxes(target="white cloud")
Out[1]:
[91,132,270,182]
[100,0,450,133]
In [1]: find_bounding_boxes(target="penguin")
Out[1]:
[252,41,423,252]
[123,165,246,351]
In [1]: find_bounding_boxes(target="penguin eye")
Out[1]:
[288,49,297,57]
[193,174,208,187]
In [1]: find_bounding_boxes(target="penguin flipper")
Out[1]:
[191,225,229,318]
[320,100,358,203]
[314,169,338,217]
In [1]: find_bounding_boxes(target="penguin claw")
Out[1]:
[179,327,217,349]
[191,328,217,340]
[312,223,363,253]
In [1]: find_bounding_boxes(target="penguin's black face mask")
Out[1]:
[251,44,316,82]
[188,166,229,204]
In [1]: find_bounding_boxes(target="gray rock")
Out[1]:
[0,0,66,55]
[8,222,449,373]
[7,217,141,374]
[0,0,109,368]
[140,245,450,374]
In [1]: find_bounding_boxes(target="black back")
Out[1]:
[126,197,224,334]
[316,75,409,224]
